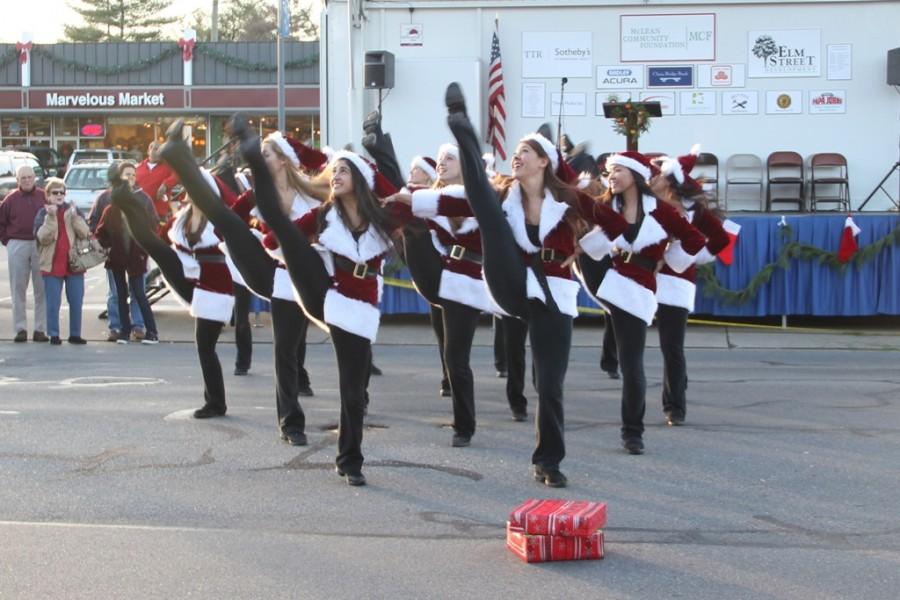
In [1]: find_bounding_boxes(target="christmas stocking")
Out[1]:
[717,219,742,266]
[837,215,860,263]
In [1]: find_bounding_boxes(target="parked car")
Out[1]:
[66,149,130,172]
[63,161,111,213]
[0,150,46,199]
[13,146,67,177]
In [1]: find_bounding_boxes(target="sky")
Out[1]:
[3,1,320,43]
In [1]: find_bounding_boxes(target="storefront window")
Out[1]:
[29,116,52,138]
[55,117,79,137]
[2,117,27,139]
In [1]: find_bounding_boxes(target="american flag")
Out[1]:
[486,28,507,161]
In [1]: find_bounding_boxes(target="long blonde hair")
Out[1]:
[263,139,331,204]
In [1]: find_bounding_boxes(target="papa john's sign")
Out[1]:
[29,89,184,110]
[748,29,820,78]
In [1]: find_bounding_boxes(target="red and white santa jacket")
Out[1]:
[578,194,706,325]
[656,200,729,312]
[389,183,493,313]
[161,205,235,324]
[227,189,320,302]
[262,205,392,342]
[425,181,584,318]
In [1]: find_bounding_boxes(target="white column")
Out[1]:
[181,28,196,87]
[19,32,32,88]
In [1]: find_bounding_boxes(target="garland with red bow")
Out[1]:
[696,222,900,305]
[15,41,32,64]
[177,38,195,61]
[0,47,16,68]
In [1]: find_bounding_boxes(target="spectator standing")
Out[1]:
[0,165,48,342]
[135,141,178,221]
[34,178,91,345]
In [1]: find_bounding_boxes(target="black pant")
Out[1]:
[196,317,226,410]
[441,300,480,437]
[657,303,689,420]
[601,314,619,373]
[271,298,310,435]
[608,303,648,440]
[233,283,253,371]
[528,301,572,469]
[503,316,528,414]
[430,304,449,391]
[111,269,157,338]
[331,326,371,476]
[493,315,506,372]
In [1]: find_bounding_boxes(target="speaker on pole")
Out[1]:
[888,47,900,86]
[364,51,395,89]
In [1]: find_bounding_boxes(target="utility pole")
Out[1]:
[211,0,219,42]
[277,0,290,131]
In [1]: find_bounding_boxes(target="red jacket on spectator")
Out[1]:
[135,159,178,218]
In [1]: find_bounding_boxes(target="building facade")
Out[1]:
[1,40,320,164]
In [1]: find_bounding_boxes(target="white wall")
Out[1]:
[322,0,900,210]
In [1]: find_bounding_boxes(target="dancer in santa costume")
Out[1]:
[578,151,706,454]
[651,147,729,426]
[443,82,606,487]
[235,116,401,487]
[159,122,324,446]
[111,169,234,419]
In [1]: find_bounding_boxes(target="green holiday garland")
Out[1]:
[0,47,18,69]
[31,45,181,76]
[696,222,900,305]
[27,44,318,76]
[193,45,318,71]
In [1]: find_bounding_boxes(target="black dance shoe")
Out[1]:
[666,413,685,427]
[511,410,528,422]
[335,466,367,486]
[451,434,471,448]
[445,82,468,117]
[281,431,308,446]
[533,465,568,488]
[233,366,249,376]
[604,369,620,379]
[298,385,314,397]
[67,336,87,345]
[193,404,227,419]
[622,437,645,455]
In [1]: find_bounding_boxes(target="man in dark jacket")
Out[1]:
[0,165,48,342]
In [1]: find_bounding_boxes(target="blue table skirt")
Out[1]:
[380,213,899,318]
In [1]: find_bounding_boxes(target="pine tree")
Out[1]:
[185,0,319,42]
[65,0,178,42]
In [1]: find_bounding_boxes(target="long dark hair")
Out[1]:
[658,173,723,219]
[520,139,588,237]
[599,168,656,212]
[317,158,394,244]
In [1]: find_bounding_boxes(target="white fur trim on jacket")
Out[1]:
[317,206,392,262]
[693,246,716,265]
[526,270,581,318]
[656,273,696,312]
[411,188,441,218]
[579,226,614,261]
[598,268,657,325]
[502,182,569,253]
[169,207,221,251]
[663,240,696,274]
[220,242,247,288]
[190,287,235,324]
[610,195,667,254]
[439,270,493,313]
[272,266,297,301]
[323,288,380,342]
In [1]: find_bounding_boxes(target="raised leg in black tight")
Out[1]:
[444,83,528,319]
[159,120,276,299]
[232,116,331,321]
[110,184,193,303]
[361,110,405,190]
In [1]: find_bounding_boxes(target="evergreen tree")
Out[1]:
[186,0,319,42]
[65,0,178,42]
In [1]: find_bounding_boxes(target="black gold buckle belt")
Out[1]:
[449,244,482,265]
[195,254,227,264]
[334,255,378,279]
[539,247,568,264]
[614,249,657,272]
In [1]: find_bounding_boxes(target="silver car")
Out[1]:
[63,162,111,213]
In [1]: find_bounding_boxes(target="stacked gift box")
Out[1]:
[506,499,607,563]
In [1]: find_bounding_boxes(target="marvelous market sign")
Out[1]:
[748,29,821,78]
[28,89,184,110]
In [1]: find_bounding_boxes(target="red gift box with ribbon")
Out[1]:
[508,499,607,537]
[506,523,605,563]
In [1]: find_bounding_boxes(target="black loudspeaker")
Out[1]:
[888,47,900,85]
[364,51,395,89]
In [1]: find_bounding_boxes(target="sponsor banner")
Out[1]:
[638,91,676,116]
[400,23,424,47]
[620,13,716,62]
[748,29,821,78]
[595,91,633,115]
[697,64,746,88]
[766,90,803,114]
[721,91,758,115]
[680,91,716,115]
[522,32,593,78]
[647,66,693,88]
[551,92,587,116]
[809,90,846,114]
[596,65,644,89]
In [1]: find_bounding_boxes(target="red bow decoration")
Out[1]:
[15,41,32,65]
[177,38,195,62]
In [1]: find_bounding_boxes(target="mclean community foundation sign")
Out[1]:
[29,89,185,110]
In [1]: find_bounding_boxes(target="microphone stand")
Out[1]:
[556,77,568,149]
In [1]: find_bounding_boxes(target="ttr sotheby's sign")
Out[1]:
[748,29,821,78]
[29,89,184,110]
